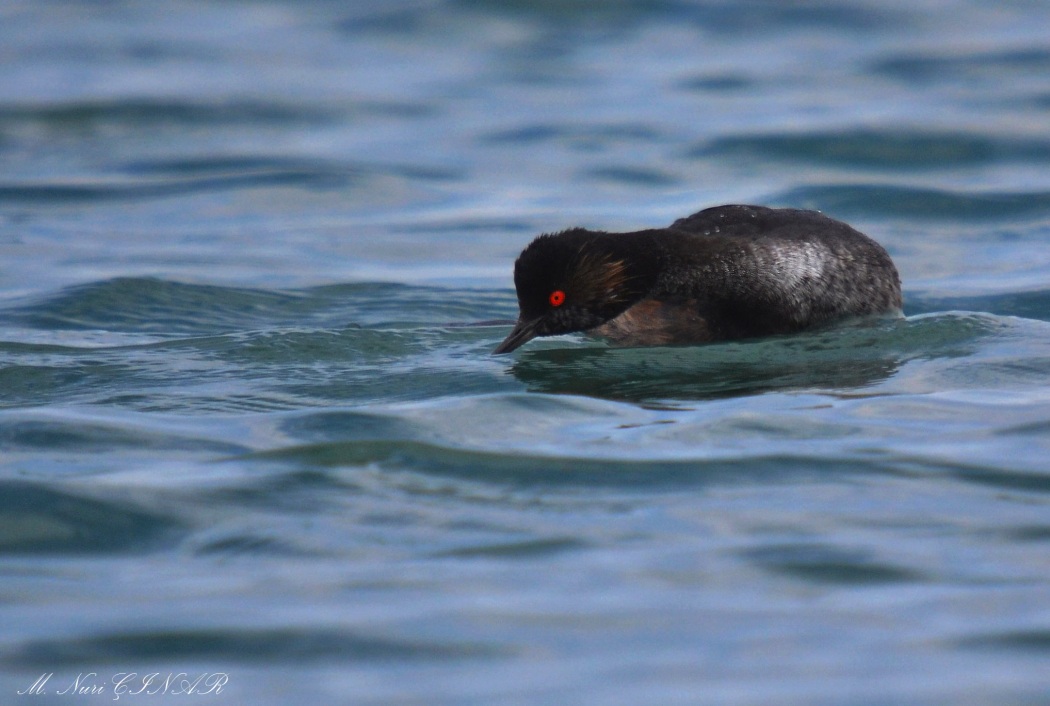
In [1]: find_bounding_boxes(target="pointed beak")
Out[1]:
[493,318,540,354]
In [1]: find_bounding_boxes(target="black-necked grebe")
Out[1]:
[494,205,902,354]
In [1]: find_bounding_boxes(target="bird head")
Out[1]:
[494,228,654,353]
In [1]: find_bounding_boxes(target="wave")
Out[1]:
[0,481,183,554]
[5,626,497,667]
[775,183,1050,221]
[0,278,511,335]
[0,99,336,128]
[697,129,1050,170]
[0,153,459,205]
[872,46,1050,84]
[507,313,999,401]
[906,289,1050,322]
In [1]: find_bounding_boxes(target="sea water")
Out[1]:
[1,1,1049,704]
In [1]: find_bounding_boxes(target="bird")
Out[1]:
[493,204,902,354]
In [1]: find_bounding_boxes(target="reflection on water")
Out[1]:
[508,315,994,401]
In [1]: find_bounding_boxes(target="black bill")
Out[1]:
[493,318,540,354]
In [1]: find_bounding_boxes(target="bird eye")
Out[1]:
[548,290,566,307]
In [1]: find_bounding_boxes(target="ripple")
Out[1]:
[1,278,507,336]
[481,122,662,147]
[947,464,1050,495]
[123,155,460,183]
[740,543,926,585]
[677,73,756,93]
[872,46,1050,84]
[956,629,1050,653]
[698,130,1050,169]
[244,438,883,489]
[434,536,586,559]
[6,627,498,666]
[1,278,311,335]
[0,279,520,410]
[0,482,183,554]
[0,170,353,205]
[0,155,463,206]
[0,99,337,129]
[583,165,680,187]
[0,414,246,454]
[0,362,132,409]
[454,0,896,33]
[906,289,1050,323]
[777,184,1050,221]
[504,314,995,402]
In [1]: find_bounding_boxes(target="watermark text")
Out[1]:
[17,672,228,700]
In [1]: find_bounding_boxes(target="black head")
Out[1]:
[494,228,656,353]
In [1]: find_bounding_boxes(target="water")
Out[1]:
[2,1,1049,703]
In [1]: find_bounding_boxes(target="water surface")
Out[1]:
[1,1,1049,704]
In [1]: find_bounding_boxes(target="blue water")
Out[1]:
[2,1,1050,704]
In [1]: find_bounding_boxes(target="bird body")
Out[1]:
[494,205,902,354]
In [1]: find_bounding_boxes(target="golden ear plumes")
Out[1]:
[567,246,631,307]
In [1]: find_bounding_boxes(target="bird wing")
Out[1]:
[669,204,833,241]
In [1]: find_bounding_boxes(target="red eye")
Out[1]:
[548,290,566,307]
